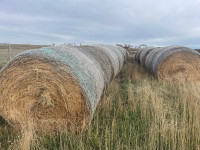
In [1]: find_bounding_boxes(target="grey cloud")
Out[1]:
[0,0,200,48]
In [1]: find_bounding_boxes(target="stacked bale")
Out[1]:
[0,44,127,132]
[137,45,200,83]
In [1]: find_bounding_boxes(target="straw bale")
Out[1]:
[139,47,154,66]
[76,45,113,86]
[105,45,125,72]
[108,45,128,71]
[0,46,104,132]
[116,46,129,61]
[145,47,163,72]
[0,44,127,133]
[54,45,105,110]
[152,46,200,83]
[93,45,120,76]
[134,48,143,62]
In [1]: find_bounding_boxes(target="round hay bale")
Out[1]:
[135,48,143,63]
[93,45,120,77]
[139,47,154,67]
[116,46,128,61]
[134,49,139,61]
[151,46,200,83]
[56,45,105,109]
[125,50,130,61]
[105,45,125,72]
[145,47,163,72]
[0,46,105,132]
[76,45,113,86]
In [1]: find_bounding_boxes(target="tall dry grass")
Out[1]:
[0,60,200,149]
[126,61,200,149]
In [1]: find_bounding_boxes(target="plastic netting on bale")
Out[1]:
[77,45,113,86]
[151,46,200,83]
[55,45,105,110]
[93,45,120,77]
[0,44,126,133]
[116,46,128,61]
[145,47,163,72]
[105,45,125,72]
[0,46,97,132]
[77,45,127,85]
[139,47,154,66]
[135,45,200,83]
[134,48,143,62]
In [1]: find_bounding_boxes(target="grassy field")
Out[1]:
[0,47,200,149]
[0,44,49,68]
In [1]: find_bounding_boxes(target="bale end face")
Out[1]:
[157,52,200,83]
[0,57,91,133]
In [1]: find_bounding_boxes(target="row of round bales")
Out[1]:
[135,45,200,83]
[0,44,128,133]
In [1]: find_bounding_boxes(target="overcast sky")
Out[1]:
[0,0,200,48]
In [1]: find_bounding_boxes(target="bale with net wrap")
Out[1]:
[134,48,143,62]
[116,46,129,61]
[93,45,121,77]
[77,45,127,86]
[76,45,113,86]
[138,47,154,67]
[145,46,200,83]
[105,45,125,72]
[0,44,126,133]
[145,47,163,72]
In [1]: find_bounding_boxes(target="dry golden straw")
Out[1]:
[0,45,127,133]
[0,55,90,132]
[144,46,200,83]
[157,50,200,83]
